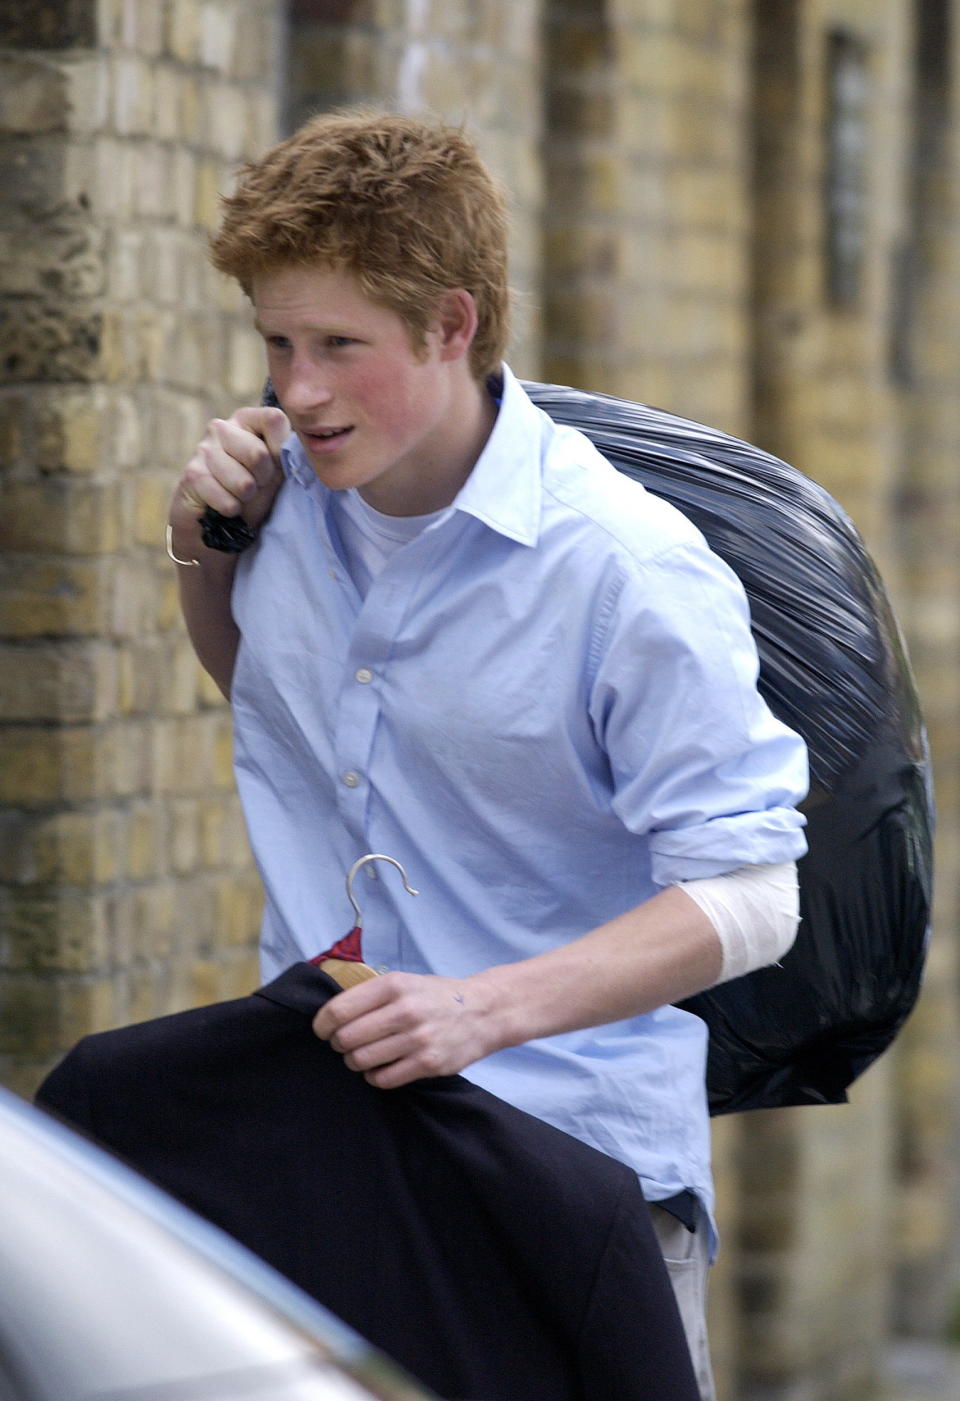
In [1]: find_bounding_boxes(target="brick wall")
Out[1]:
[542,0,754,436]
[750,6,960,1391]
[0,0,281,1096]
[1,3,958,1398]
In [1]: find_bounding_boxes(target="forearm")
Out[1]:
[168,405,290,698]
[176,549,240,700]
[314,872,801,1089]
[470,885,723,1053]
[167,506,240,698]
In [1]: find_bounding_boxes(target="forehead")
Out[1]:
[251,263,390,326]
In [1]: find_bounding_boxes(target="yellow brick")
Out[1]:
[245,87,278,156]
[158,637,201,715]
[126,967,166,1026]
[115,648,139,714]
[621,30,690,93]
[543,225,620,281]
[169,798,199,874]
[0,643,117,723]
[0,390,29,467]
[548,18,613,73]
[0,978,61,1056]
[213,869,263,947]
[212,712,236,788]
[176,68,202,142]
[134,475,168,548]
[2,299,104,384]
[0,558,107,638]
[1,888,110,972]
[105,720,152,798]
[128,882,177,959]
[120,0,165,56]
[198,798,225,867]
[125,803,162,881]
[0,479,122,556]
[36,390,103,474]
[194,158,224,230]
[218,950,262,998]
[0,1058,57,1101]
[164,0,200,65]
[151,62,181,142]
[224,795,253,870]
[58,976,120,1041]
[189,959,220,1008]
[0,56,68,134]
[0,728,84,805]
[3,810,121,886]
[61,726,112,802]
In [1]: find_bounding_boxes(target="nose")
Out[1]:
[280,357,334,417]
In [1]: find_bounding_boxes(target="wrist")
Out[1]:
[165,522,200,567]
[166,503,241,575]
[466,963,529,1056]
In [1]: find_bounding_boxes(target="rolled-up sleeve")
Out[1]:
[589,538,809,884]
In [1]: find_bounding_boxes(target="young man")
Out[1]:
[167,110,808,1400]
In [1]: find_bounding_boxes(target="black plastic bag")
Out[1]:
[524,381,933,1115]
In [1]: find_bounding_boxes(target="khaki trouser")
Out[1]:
[650,1203,717,1401]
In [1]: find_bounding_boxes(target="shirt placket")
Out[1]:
[329,549,417,968]
[330,516,462,969]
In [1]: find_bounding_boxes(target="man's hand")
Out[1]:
[167,406,290,699]
[312,971,501,1089]
[312,886,726,1091]
[168,405,291,547]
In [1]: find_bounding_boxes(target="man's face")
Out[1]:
[252,264,470,516]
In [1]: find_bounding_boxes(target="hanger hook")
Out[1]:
[346,854,419,924]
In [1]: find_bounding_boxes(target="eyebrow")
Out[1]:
[253,319,355,337]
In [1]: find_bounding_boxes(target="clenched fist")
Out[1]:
[168,405,291,554]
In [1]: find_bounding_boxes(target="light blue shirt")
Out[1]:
[230,365,808,1230]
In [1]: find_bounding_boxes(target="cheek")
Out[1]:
[357,365,434,435]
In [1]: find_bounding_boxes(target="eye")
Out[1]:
[264,335,291,351]
[327,335,355,349]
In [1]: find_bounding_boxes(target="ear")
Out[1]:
[433,288,479,363]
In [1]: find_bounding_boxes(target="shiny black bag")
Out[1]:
[524,381,933,1116]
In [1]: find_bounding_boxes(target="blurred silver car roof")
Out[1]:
[0,1086,436,1401]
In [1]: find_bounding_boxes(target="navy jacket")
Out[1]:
[37,963,699,1401]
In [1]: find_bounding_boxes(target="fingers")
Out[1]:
[171,406,291,532]
[312,973,483,1088]
[183,419,270,512]
[313,983,417,1085]
[233,405,291,463]
[312,977,393,1046]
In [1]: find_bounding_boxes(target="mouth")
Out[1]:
[300,425,354,452]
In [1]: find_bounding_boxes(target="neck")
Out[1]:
[359,372,499,517]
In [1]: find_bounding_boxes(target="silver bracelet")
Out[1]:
[165,523,200,567]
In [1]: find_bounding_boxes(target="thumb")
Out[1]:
[259,405,292,462]
[234,405,291,463]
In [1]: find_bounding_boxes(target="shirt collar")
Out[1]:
[279,362,545,547]
[449,364,543,547]
[281,434,319,491]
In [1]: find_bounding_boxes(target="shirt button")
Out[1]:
[341,771,360,788]
[355,667,374,684]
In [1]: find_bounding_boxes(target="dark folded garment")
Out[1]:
[37,961,700,1401]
